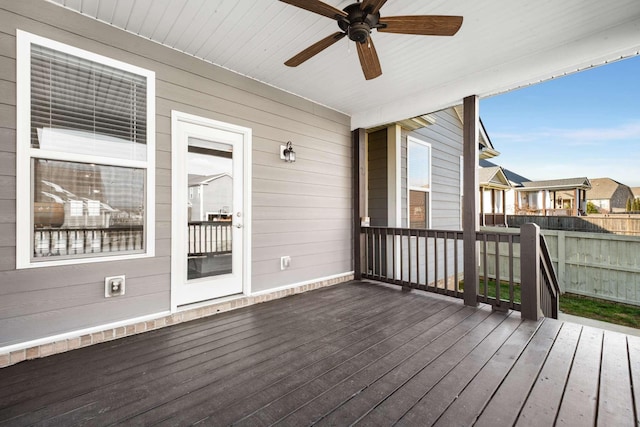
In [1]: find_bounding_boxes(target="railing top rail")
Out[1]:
[362,226,463,234]
[539,234,560,296]
[188,221,233,225]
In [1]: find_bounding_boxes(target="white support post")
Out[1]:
[520,223,542,320]
[463,95,480,307]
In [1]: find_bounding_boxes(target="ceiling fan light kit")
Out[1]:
[280,0,463,80]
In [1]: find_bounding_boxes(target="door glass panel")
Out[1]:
[187,138,233,280]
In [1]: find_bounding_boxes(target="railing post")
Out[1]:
[520,223,542,320]
[463,95,479,307]
[353,128,366,280]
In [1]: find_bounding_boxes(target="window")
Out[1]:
[408,137,431,229]
[16,31,155,267]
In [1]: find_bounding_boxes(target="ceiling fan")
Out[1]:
[280,0,463,80]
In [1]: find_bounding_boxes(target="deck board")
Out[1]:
[11,286,404,425]
[597,331,635,426]
[555,326,604,426]
[358,312,523,426]
[154,301,457,425]
[473,316,561,427]
[515,322,582,426]
[628,335,640,424]
[133,294,452,425]
[0,280,638,426]
[316,311,515,426]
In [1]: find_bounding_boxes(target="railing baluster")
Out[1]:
[407,228,412,286]
[416,230,421,287]
[425,231,430,289]
[509,234,514,307]
[454,231,459,297]
[483,233,488,301]
[495,234,501,306]
[444,232,449,293]
[433,234,440,292]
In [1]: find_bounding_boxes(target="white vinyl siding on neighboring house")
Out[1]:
[16,31,155,268]
[407,136,431,229]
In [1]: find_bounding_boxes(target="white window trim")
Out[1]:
[407,136,432,228]
[16,30,156,269]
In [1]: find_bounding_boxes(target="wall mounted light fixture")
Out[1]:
[280,141,296,163]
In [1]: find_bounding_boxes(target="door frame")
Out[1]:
[170,111,252,312]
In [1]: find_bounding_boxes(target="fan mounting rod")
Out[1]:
[338,2,383,44]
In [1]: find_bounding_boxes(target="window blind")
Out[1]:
[30,44,147,149]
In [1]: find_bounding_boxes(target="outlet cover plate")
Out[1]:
[105,275,126,297]
[280,256,291,270]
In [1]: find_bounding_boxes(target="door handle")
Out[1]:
[235,223,243,229]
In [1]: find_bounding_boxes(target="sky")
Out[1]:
[480,55,640,187]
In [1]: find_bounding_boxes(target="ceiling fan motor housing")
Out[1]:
[338,2,381,43]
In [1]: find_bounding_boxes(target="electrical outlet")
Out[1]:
[280,256,291,270]
[105,275,126,297]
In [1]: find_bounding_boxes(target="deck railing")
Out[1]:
[362,227,464,298]
[188,221,232,256]
[361,223,559,319]
[539,233,560,318]
[34,226,144,257]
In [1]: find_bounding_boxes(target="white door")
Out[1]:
[171,112,250,308]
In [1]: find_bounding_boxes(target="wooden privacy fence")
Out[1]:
[508,214,640,236]
[482,227,640,306]
[361,223,559,319]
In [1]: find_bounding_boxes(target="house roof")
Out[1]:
[479,166,511,189]
[452,107,499,159]
[479,160,530,186]
[188,173,231,186]
[587,177,632,200]
[519,177,592,191]
[49,0,640,130]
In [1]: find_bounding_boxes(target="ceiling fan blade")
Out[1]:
[285,32,346,67]
[356,38,382,80]
[360,0,388,14]
[378,15,463,36]
[279,0,347,20]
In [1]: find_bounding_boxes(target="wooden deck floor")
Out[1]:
[1,281,639,426]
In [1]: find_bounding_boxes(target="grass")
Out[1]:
[460,280,640,329]
[559,293,640,329]
[459,279,521,303]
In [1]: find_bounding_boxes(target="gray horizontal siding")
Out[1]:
[405,107,463,230]
[368,129,388,227]
[0,0,352,346]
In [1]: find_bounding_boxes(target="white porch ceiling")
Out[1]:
[48,0,640,130]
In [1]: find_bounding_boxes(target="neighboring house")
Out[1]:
[0,0,636,366]
[586,177,635,213]
[188,173,233,221]
[367,108,497,231]
[632,187,640,200]
[479,159,530,216]
[478,165,511,226]
[515,177,592,216]
[478,159,530,215]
